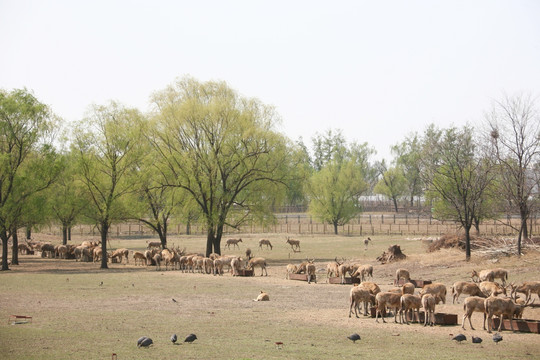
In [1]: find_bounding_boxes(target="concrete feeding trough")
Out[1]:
[370,306,391,318]
[492,318,540,333]
[288,273,316,282]
[394,279,432,288]
[417,311,458,325]
[328,276,360,285]
[235,269,254,277]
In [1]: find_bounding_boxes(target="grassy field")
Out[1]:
[1,233,539,359]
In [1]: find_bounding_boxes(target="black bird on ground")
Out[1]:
[172,298,177,303]
[347,333,361,343]
[171,334,177,344]
[472,336,482,344]
[493,333,503,344]
[452,334,467,343]
[184,334,197,343]
[137,337,153,348]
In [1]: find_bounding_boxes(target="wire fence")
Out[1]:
[42,213,539,238]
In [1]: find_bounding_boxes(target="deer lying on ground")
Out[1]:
[254,291,269,301]
[349,286,375,318]
[400,294,422,325]
[395,268,410,283]
[479,281,507,297]
[511,281,540,302]
[419,283,447,304]
[225,238,242,250]
[451,281,486,304]
[422,293,437,326]
[258,239,273,250]
[375,292,401,323]
[472,268,509,285]
[484,295,533,333]
[286,237,301,252]
[248,257,267,276]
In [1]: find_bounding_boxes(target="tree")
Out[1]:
[392,134,423,207]
[373,161,408,212]
[48,151,87,245]
[73,101,144,269]
[149,77,291,256]
[487,94,540,256]
[307,158,368,234]
[0,89,59,270]
[419,125,495,260]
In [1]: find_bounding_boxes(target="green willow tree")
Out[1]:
[392,134,423,207]
[48,151,88,245]
[149,77,291,256]
[73,102,144,269]
[307,158,368,234]
[0,89,60,271]
[373,160,408,212]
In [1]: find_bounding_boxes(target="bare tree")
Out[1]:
[487,94,540,256]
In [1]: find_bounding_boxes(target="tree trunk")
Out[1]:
[392,197,399,212]
[68,226,71,241]
[100,222,109,269]
[206,231,215,257]
[186,219,191,235]
[517,220,526,257]
[11,228,19,265]
[464,225,471,261]
[333,221,338,235]
[1,230,10,271]
[26,227,31,240]
[62,225,68,245]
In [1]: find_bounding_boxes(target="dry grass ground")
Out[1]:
[1,233,539,359]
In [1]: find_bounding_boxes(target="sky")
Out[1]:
[1,0,539,161]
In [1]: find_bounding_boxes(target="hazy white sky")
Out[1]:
[1,1,539,160]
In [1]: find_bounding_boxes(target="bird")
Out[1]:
[492,333,503,344]
[172,298,177,303]
[347,333,361,343]
[184,333,197,343]
[99,281,103,286]
[171,334,177,344]
[472,336,482,344]
[137,336,153,348]
[452,334,467,343]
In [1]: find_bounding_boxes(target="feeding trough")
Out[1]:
[328,276,360,285]
[288,273,316,282]
[8,315,32,325]
[394,279,432,288]
[235,269,254,276]
[492,318,540,333]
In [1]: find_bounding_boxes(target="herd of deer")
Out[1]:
[345,265,539,333]
[17,236,540,333]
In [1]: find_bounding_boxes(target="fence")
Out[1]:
[43,213,539,238]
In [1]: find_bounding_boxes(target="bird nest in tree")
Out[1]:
[376,244,406,264]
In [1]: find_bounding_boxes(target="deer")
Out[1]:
[225,238,242,250]
[258,239,273,250]
[484,295,533,333]
[471,268,508,285]
[451,281,486,304]
[285,237,301,252]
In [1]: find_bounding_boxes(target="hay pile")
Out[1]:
[376,244,406,264]
[426,234,540,257]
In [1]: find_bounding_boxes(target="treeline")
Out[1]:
[1,78,539,269]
